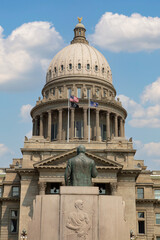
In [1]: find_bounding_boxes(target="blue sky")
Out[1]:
[0,0,160,170]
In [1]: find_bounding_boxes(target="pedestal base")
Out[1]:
[28,187,129,240]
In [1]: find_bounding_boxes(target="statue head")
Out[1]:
[77,145,86,154]
[75,199,83,210]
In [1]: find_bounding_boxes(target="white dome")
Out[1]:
[47,43,112,84]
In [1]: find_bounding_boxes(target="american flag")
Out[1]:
[70,95,79,103]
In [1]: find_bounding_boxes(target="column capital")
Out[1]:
[38,182,47,195]
[110,182,117,195]
[47,109,52,114]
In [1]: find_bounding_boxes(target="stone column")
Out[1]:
[40,114,43,136]
[32,118,35,136]
[114,114,118,137]
[110,182,117,195]
[34,117,38,136]
[47,110,52,141]
[71,108,75,140]
[96,109,100,141]
[106,111,110,142]
[58,109,62,140]
[123,119,125,137]
[39,182,47,195]
[83,108,87,140]
[120,117,123,137]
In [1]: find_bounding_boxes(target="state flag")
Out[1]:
[90,101,98,107]
[70,95,79,103]
[71,102,79,108]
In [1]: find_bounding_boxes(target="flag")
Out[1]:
[90,101,98,107]
[70,95,79,103]
[71,102,79,108]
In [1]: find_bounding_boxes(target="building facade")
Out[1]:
[0,20,160,240]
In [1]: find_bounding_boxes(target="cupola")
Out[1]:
[71,17,89,45]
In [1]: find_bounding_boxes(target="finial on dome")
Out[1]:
[78,17,82,23]
[71,18,89,45]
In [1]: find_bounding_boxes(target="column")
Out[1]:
[120,117,123,137]
[110,182,117,196]
[114,114,118,137]
[58,109,62,140]
[47,110,52,141]
[39,182,47,195]
[96,109,100,141]
[83,108,87,140]
[106,111,110,142]
[71,108,75,140]
[32,118,35,136]
[34,117,38,136]
[123,119,125,137]
[40,114,43,136]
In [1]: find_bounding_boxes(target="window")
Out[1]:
[51,123,57,141]
[87,64,90,70]
[61,65,63,71]
[156,237,160,240]
[49,69,51,77]
[102,67,104,73]
[50,183,60,194]
[74,121,83,138]
[54,67,57,73]
[59,88,61,95]
[78,63,81,69]
[69,63,72,70]
[77,88,81,98]
[101,124,106,141]
[155,189,160,200]
[0,187,2,197]
[87,89,91,98]
[10,210,18,233]
[137,188,144,199]
[138,212,145,234]
[12,187,19,197]
[79,30,81,36]
[68,88,71,98]
[156,213,160,224]
[95,65,98,71]
[103,90,107,97]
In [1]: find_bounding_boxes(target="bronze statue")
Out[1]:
[65,145,98,186]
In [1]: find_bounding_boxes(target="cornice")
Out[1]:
[31,98,127,118]
[0,197,20,202]
[136,199,160,204]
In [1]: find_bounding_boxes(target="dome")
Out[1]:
[46,43,112,84]
[46,20,112,85]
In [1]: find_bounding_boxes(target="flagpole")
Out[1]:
[67,95,70,142]
[88,91,90,143]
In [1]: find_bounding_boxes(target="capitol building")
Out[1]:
[0,19,160,240]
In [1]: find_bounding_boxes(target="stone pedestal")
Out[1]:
[28,187,129,240]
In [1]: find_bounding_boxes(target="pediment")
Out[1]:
[34,149,122,170]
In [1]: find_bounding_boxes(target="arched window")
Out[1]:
[69,63,72,70]
[78,63,81,69]
[61,65,64,71]
[54,67,57,73]
[79,30,81,36]
[102,68,104,73]
[87,64,90,70]
[95,65,98,71]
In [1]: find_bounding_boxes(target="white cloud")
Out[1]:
[0,143,8,157]
[134,140,160,169]
[26,130,32,139]
[141,78,160,104]
[89,12,160,52]
[20,104,33,122]
[118,91,160,128]
[0,21,64,91]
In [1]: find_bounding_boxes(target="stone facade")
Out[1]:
[0,20,160,240]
